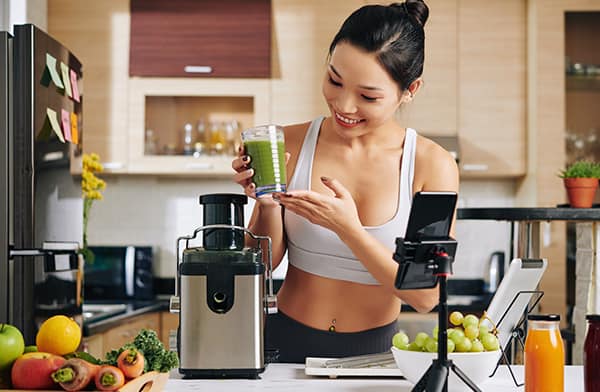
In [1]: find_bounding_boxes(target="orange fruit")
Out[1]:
[36,315,81,355]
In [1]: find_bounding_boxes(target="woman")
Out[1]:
[232,0,459,363]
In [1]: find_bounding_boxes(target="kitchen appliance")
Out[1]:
[170,193,277,378]
[0,24,84,342]
[83,245,154,301]
[483,251,505,293]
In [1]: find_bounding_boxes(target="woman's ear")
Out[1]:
[402,78,424,104]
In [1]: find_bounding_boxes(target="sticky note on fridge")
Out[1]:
[70,69,80,102]
[61,109,72,142]
[47,108,65,142]
[60,62,72,98]
[45,54,64,89]
[70,112,79,144]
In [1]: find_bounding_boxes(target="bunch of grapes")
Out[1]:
[392,311,500,353]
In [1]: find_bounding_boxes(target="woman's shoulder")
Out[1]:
[282,118,323,150]
[413,132,459,189]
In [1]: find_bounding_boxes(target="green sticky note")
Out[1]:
[46,53,64,89]
[46,108,65,143]
[60,62,72,98]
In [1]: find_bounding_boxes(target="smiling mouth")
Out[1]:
[335,112,364,126]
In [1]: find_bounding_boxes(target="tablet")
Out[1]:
[481,258,547,350]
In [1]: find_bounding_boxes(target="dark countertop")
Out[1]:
[83,299,169,336]
[457,206,600,221]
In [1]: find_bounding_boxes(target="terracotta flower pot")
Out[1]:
[563,178,599,208]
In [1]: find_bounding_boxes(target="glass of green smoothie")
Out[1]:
[241,125,287,197]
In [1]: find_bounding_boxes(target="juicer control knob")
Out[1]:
[169,296,180,313]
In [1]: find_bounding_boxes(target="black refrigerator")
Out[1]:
[1,24,84,343]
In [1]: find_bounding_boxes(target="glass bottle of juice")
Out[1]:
[585,315,600,392]
[524,314,564,392]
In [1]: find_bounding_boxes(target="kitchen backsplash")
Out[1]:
[66,177,516,279]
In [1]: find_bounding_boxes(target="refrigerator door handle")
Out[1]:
[9,244,78,272]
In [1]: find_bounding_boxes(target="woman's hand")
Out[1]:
[231,148,290,207]
[275,176,362,236]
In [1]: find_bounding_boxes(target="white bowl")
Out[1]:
[391,346,502,392]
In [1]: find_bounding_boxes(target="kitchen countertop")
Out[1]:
[164,364,583,391]
[82,300,169,336]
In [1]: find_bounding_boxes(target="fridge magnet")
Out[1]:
[70,112,79,144]
[41,53,65,90]
[60,62,72,98]
[70,69,80,102]
[61,109,72,142]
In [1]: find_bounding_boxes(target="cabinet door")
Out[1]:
[458,0,527,177]
[395,0,458,136]
[270,0,364,124]
[130,0,271,78]
[48,0,130,173]
[102,313,160,353]
[160,312,179,350]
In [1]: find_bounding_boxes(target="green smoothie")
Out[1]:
[244,140,286,196]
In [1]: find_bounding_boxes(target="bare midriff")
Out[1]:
[276,264,401,332]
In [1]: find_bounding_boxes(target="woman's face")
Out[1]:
[322,42,406,134]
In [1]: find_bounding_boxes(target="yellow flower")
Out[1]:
[81,153,106,262]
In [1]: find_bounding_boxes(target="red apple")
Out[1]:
[0,323,25,372]
[11,352,66,390]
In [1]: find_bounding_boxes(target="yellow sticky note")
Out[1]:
[60,62,72,98]
[46,54,64,89]
[46,108,65,143]
[70,113,79,145]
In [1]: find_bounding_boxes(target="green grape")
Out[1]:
[408,341,421,351]
[481,333,500,351]
[425,338,438,353]
[449,311,464,326]
[449,328,465,345]
[479,324,490,339]
[415,332,430,348]
[464,325,479,340]
[447,338,455,353]
[432,326,439,341]
[462,314,479,329]
[455,336,473,352]
[392,332,410,349]
[470,339,484,352]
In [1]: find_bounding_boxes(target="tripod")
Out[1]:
[394,239,481,392]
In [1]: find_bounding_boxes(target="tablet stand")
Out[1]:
[394,237,480,392]
[488,290,544,387]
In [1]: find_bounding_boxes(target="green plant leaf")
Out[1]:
[558,161,600,179]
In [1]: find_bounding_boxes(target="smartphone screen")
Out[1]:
[404,191,457,241]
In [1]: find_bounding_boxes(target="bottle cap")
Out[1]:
[586,315,600,322]
[527,314,560,322]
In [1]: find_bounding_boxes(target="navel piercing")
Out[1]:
[329,318,336,332]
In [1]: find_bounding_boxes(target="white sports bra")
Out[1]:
[283,116,417,285]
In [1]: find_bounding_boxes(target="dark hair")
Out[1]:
[328,1,429,91]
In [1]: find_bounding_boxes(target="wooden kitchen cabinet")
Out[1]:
[457,0,527,178]
[160,312,179,351]
[129,0,271,78]
[48,0,130,173]
[128,77,270,175]
[102,312,161,354]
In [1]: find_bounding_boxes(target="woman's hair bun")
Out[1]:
[391,0,429,28]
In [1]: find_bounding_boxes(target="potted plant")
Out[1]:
[559,160,600,208]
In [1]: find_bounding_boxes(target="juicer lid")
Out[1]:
[200,193,247,205]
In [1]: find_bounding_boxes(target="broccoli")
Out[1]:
[103,329,179,373]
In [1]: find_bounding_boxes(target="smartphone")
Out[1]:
[404,191,457,241]
[394,191,458,290]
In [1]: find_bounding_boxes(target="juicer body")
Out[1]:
[178,257,265,378]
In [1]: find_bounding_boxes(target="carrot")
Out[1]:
[94,365,125,391]
[117,348,145,378]
[51,358,99,392]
